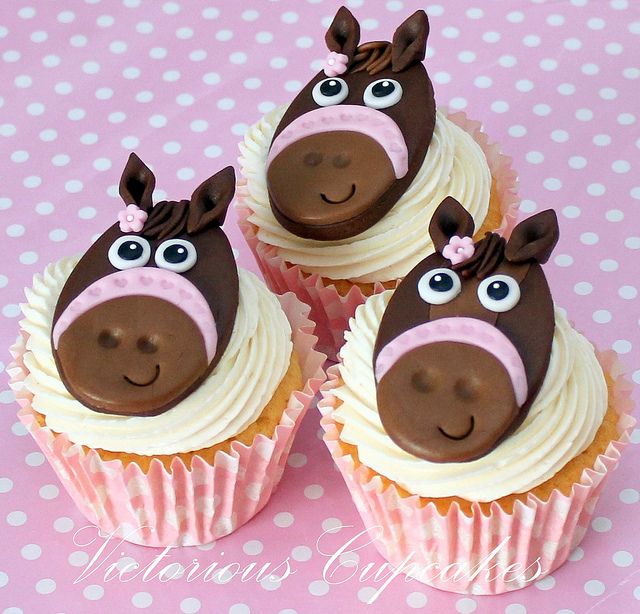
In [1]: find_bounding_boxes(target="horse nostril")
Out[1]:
[303,152,323,167]
[411,368,438,393]
[137,336,158,354]
[454,377,481,401]
[98,329,120,349]
[333,154,351,168]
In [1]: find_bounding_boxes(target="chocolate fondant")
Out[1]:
[373,197,559,462]
[267,6,436,240]
[51,153,239,417]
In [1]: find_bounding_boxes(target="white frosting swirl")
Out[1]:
[20,257,293,455]
[332,292,608,502]
[238,106,491,283]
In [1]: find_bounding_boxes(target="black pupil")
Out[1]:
[429,273,454,292]
[372,80,395,97]
[164,244,189,264]
[320,79,342,97]
[118,241,143,261]
[488,281,510,301]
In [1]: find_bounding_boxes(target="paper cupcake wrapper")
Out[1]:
[318,350,635,595]
[9,293,326,547]
[236,109,520,361]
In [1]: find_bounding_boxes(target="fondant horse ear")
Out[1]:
[187,166,236,233]
[505,210,559,264]
[119,152,156,212]
[428,196,475,254]
[325,6,360,63]
[392,10,429,72]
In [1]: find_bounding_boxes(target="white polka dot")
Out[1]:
[82,132,99,145]
[458,50,476,63]
[619,488,639,503]
[308,580,329,596]
[6,511,27,526]
[482,31,501,43]
[14,75,32,88]
[558,83,576,95]
[491,100,510,113]
[605,209,624,222]
[473,76,492,89]
[568,547,584,561]
[455,597,477,612]
[25,451,44,466]
[27,102,45,116]
[575,108,594,121]
[554,254,573,267]
[449,97,468,110]
[65,180,83,193]
[243,540,264,555]
[68,550,89,567]
[189,49,206,62]
[587,17,606,30]
[36,201,54,215]
[149,47,167,60]
[600,259,618,272]
[442,26,460,39]
[19,251,38,265]
[612,550,634,567]
[53,516,74,533]
[0,478,12,493]
[284,80,302,93]
[180,598,201,614]
[574,282,592,296]
[204,145,222,158]
[6,224,25,238]
[406,591,428,608]
[508,125,527,138]
[36,578,56,594]
[0,572,7,588]
[358,586,377,603]
[304,484,324,500]
[108,111,126,124]
[287,452,307,468]
[274,512,293,528]
[593,134,611,146]
[584,580,605,596]
[218,98,235,111]
[132,592,153,608]
[507,11,524,23]
[190,119,208,133]
[2,304,20,318]
[256,31,273,44]
[3,50,21,62]
[619,113,636,125]
[270,57,287,69]
[580,232,599,245]
[533,103,552,116]
[505,605,526,614]
[177,167,195,181]
[618,285,638,300]
[230,52,247,64]
[23,175,42,188]
[535,575,556,590]
[544,178,562,191]
[587,183,606,196]
[613,340,632,354]
[163,70,180,82]
[83,584,104,600]
[39,484,59,500]
[21,544,42,560]
[292,545,312,562]
[612,160,630,174]
[123,66,140,79]
[562,205,581,218]
[176,26,193,40]
[593,310,612,324]
[515,79,533,92]
[11,421,27,436]
[244,78,261,90]
[591,516,612,532]
[564,37,582,50]
[526,151,544,164]
[433,71,451,84]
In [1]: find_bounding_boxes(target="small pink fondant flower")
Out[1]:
[323,51,349,77]
[118,204,148,233]
[442,235,475,265]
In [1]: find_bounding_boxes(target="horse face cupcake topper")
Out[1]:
[373,197,559,462]
[267,6,435,240]
[51,154,239,417]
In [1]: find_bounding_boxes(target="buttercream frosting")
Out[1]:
[238,106,491,283]
[332,291,608,501]
[20,257,293,455]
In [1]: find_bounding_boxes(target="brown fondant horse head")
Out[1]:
[267,6,435,240]
[51,153,239,417]
[373,197,560,462]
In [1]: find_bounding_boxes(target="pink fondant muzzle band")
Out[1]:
[52,268,218,361]
[375,317,528,407]
[267,105,409,179]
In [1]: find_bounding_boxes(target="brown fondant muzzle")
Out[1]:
[376,342,519,462]
[267,131,396,228]
[56,296,209,416]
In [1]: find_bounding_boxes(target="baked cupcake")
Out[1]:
[9,154,325,547]
[237,6,519,359]
[319,198,635,594]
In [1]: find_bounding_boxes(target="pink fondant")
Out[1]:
[442,235,475,264]
[323,51,349,76]
[267,105,409,179]
[52,268,218,362]
[118,204,148,233]
[375,316,528,407]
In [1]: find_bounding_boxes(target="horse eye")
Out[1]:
[155,239,197,273]
[312,77,349,107]
[417,268,462,305]
[477,275,521,312]
[108,236,151,270]
[363,78,403,109]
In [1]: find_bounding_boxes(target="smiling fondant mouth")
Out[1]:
[321,184,356,205]
[124,364,160,387]
[438,415,475,441]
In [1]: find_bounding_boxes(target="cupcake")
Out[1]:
[319,197,635,594]
[236,6,519,359]
[9,154,325,547]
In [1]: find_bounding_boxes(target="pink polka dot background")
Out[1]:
[1,1,639,612]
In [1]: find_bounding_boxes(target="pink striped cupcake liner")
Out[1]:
[236,109,520,361]
[9,293,326,547]
[318,349,635,595]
